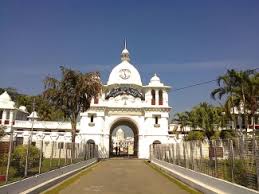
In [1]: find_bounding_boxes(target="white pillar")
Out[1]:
[2,110,7,124]
[9,110,14,126]
[163,91,168,106]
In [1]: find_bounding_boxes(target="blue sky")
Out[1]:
[0,0,259,114]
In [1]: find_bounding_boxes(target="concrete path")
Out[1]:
[58,159,193,194]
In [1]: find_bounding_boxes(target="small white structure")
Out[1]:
[0,43,173,159]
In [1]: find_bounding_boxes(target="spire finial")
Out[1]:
[121,39,130,62]
[124,38,127,49]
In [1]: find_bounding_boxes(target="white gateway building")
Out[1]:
[0,44,172,159]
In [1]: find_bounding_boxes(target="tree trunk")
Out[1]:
[252,115,256,138]
[230,94,237,135]
[71,120,77,160]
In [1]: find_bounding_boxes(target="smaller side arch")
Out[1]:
[87,139,95,144]
[152,140,161,150]
[86,139,96,159]
[151,89,156,105]
[153,140,161,145]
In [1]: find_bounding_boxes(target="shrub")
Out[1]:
[185,131,205,141]
[220,130,235,139]
[11,145,40,175]
[0,166,17,178]
[0,154,8,175]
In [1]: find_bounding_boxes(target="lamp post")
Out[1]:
[38,133,45,174]
[5,119,14,184]
[24,99,35,177]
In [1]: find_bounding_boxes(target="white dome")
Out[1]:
[0,91,12,102]
[0,91,15,109]
[19,106,28,113]
[107,42,142,86]
[116,128,125,141]
[149,74,164,86]
[151,74,160,82]
[122,48,129,54]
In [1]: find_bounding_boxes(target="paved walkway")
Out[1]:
[58,159,192,194]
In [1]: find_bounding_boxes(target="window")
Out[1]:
[90,115,94,123]
[155,116,159,124]
[159,90,163,105]
[151,90,156,105]
[66,143,72,149]
[154,115,160,127]
[88,114,96,126]
[58,142,64,149]
[0,110,2,119]
[16,137,23,146]
[94,97,99,104]
[31,142,36,146]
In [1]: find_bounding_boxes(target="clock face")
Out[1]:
[119,69,131,80]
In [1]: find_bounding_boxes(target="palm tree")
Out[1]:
[175,112,190,137]
[212,69,259,136]
[175,103,222,142]
[194,102,222,142]
[244,72,259,136]
[43,66,102,158]
[211,69,241,134]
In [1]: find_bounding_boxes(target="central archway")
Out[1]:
[109,119,139,158]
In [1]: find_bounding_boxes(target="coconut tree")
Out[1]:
[212,69,259,136]
[175,112,190,137]
[43,66,102,158]
[193,103,221,142]
[244,72,259,136]
[211,69,240,133]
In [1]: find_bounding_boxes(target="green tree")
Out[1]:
[15,94,65,121]
[211,69,239,133]
[175,112,190,136]
[43,66,102,157]
[185,130,205,141]
[176,103,223,142]
[11,145,40,175]
[211,69,259,136]
[243,71,259,136]
[0,125,5,138]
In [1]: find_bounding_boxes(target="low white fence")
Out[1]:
[151,157,259,194]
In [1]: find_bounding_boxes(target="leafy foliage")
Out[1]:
[184,131,205,141]
[11,145,40,175]
[0,87,65,121]
[0,125,6,138]
[211,69,259,135]
[174,102,224,141]
[42,66,102,144]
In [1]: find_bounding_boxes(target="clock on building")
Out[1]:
[119,69,131,79]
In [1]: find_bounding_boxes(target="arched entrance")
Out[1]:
[152,140,161,149]
[109,119,139,158]
[87,139,95,159]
